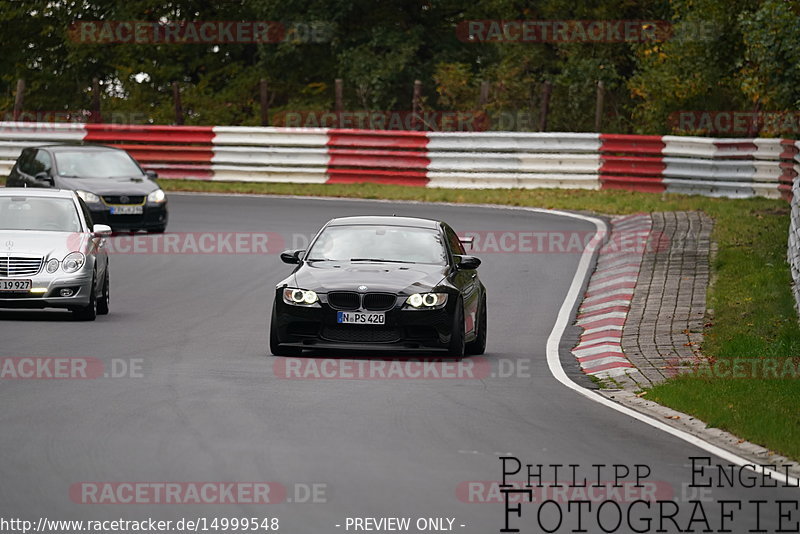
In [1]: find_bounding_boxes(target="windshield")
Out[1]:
[306,225,447,264]
[0,197,82,232]
[54,150,143,179]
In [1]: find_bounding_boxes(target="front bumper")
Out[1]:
[0,272,93,310]
[88,203,168,231]
[272,291,456,352]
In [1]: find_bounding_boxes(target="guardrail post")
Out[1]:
[90,78,101,123]
[172,82,184,126]
[538,81,552,132]
[479,81,490,108]
[594,80,605,132]
[335,78,344,112]
[412,80,423,130]
[260,78,270,126]
[12,78,25,121]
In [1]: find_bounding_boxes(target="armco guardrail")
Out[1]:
[427,132,600,189]
[327,130,429,186]
[0,122,798,199]
[212,126,329,183]
[790,176,800,314]
[0,122,214,180]
[85,124,215,180]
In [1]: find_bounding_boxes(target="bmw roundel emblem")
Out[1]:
[357,285,368,292]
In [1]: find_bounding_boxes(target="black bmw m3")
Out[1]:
[270,216,487,357]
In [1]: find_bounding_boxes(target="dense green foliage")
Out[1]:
[1,0,798,133]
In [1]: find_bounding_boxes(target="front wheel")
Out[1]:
[448,299,465,359]
[465,295,487,355]
[269,306,302,356]
[96,269,110,315]
[73,274,98,321]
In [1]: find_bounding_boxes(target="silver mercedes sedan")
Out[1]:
[0,189,111,320]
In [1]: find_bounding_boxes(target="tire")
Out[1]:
[269,306,302,356]
[448,299,465,359]
[148,226,166,234]
[73,273,98,321]
[96,269,110,315]
[465,295,487,355]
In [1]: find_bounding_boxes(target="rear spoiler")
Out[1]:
[459,236,474,250]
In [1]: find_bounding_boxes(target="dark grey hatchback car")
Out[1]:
[6,144,168,233]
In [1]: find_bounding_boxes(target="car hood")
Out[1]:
[0,230,91,259]
[54,176,159,196]
[291,261,448,294]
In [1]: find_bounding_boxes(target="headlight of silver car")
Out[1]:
[76,190,101,204]
[45,258,59,274]
[147,189,166,203]
[405,292,448,309]
[62,252,86,273]
[282,288,319,306]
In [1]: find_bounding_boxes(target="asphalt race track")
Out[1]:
[0,194,796,534]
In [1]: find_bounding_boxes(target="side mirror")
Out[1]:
[145,170,158,180]
[34,171,54,186]
[455,255,481,270]
[280,249,305,264]
[92,224,113,236]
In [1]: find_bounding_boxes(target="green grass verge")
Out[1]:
[8,176,799,458]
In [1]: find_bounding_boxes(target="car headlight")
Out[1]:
[147,189,166,203]
[62,252,86,273]
[282,288,319,306]
[405,292,448,309]
[76,190,101,204]
[45,258,59,273]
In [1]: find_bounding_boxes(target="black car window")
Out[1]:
[307,225,447,264]
[33,150,52,174]
[54,150,142,178]
[16,149,35,175]
[444,225,466,256]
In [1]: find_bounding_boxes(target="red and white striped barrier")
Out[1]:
[0,122,215,180]
[211,126,329,183]
[0,122,797,200]
[326,129,429,186]
[427,132,600,189]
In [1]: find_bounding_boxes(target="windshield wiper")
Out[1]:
[349,258,416,264]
